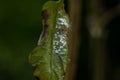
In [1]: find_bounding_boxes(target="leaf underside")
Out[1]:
[29,0,70,80]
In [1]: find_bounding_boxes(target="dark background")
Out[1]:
[79,0,120,80]
[0,0,47,80]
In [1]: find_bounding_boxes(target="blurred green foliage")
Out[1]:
[0,0,47,80]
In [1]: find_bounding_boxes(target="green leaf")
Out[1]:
[29,0,70,80]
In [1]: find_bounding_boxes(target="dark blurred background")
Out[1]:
[0,0,47,80]
[78,0,120,80]
[0,0,120,80]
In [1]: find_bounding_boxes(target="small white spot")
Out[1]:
[55,50,59,53]
[60,46,63,49]
[63,49,67,52]
[53,46,56,49]
[57,49,61,52]
[56,32,60,34]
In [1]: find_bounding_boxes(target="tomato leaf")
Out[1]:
[29,0,70,80]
